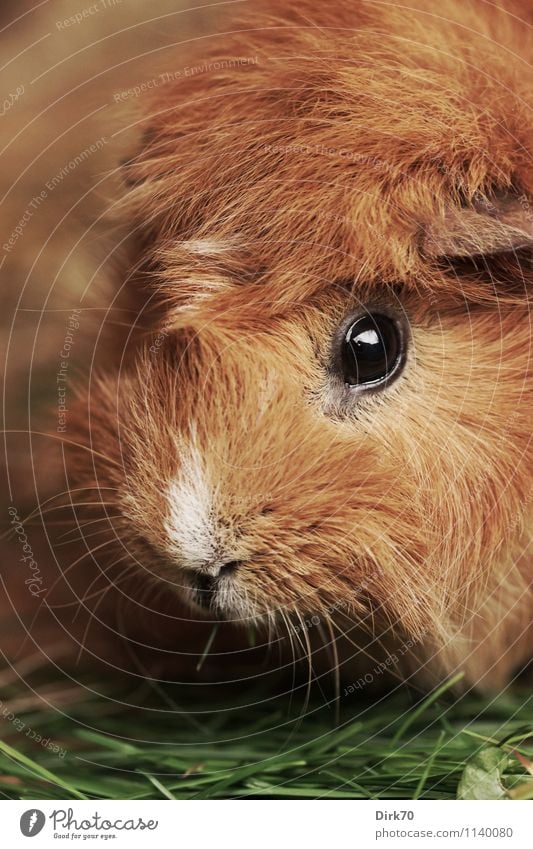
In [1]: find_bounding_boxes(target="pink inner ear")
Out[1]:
[422,195,533,259]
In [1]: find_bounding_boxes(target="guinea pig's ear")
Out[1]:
[422,192,533,259]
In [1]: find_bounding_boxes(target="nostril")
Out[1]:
[220,560,242,575]
[189,560,242,592]
[189,561,241,609]
[194,572,216,594]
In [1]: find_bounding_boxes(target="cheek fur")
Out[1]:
[63,294,532,689]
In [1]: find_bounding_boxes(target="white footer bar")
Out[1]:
[3,799,532,848]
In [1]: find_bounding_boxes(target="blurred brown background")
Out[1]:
[0,0,220,508]
[0,0,223,666]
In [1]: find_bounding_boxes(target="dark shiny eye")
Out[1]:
[340,313,403,387]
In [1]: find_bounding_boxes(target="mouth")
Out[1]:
[181,561,244,618]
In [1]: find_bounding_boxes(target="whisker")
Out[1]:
[55,522,124,547]
[329,616,423,693]
[11,486,119,522]
[319,615,341,725]
[73,560,142,665]
[72,554,132,622]
[196,624,219,672]
[114,599,207,733]
[8,502,121,533]
[294,609,314,721]
[2,430,123,469]
[57,515,124,541]
[48,558,131,611]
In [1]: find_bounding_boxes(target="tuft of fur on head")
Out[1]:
[63,0,532,691]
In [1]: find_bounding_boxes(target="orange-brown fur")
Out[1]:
[10,0,533,692]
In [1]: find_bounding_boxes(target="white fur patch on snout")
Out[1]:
[181,238,230,255]
[164,446,216,569]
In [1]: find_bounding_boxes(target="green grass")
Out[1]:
[0,674,532,800]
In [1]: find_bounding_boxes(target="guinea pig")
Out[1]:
[61,0,532,692]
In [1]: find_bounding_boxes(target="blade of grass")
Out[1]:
[413,730,446,798]
[0,739,87,799]
[392,673,464,744]
[141,773,177,800]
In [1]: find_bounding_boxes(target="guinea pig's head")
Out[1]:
[67,0,533,678]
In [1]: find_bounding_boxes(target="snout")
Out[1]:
[183,559,243,613]
[122,333,382,622]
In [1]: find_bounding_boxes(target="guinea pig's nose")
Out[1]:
[190,560,242,592]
